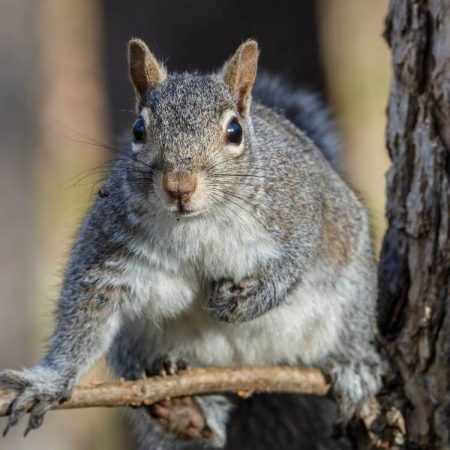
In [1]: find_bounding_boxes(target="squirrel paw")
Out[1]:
[325,356,382,422]
[208,277,259,323]
[145,357,189,378]
[143,357,212,441]
[0,366,75,436]
[147,396,213,442]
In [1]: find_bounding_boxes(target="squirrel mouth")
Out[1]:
[174,202,205,218]
[175,201,193,216]
[175,210,204,218]
[176,201,188,213]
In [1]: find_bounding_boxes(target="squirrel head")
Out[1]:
[125,38,260,219]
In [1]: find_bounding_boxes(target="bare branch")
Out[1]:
[0,367,329,416]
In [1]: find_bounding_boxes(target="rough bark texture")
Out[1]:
[0,367,329,417]
[377,1,450,448]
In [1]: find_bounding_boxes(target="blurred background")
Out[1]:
[0,1,390,449]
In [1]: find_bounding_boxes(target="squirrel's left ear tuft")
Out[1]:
[128,38,166,103]
[221,40,259,116]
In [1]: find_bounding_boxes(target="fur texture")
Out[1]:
[254,72,341,170]
[0,40,381,449]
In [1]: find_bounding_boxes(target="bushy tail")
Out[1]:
[254,73,341,170]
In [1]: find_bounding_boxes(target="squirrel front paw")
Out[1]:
[208,277,260,323]
[0,366,75,436]
[325,356,382,422]
[147,356,188,377]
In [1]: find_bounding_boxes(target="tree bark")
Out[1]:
[377,1,450,448]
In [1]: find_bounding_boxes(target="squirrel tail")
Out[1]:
[225,394,340,450]
[254,73,342,171]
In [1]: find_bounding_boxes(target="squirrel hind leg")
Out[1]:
[128,395,232,449]
[110,350,232,449]
[145,397,214,443]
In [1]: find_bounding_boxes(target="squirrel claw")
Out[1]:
[0,366,75,436]
[147,357,189,377]
[3,424,11,437]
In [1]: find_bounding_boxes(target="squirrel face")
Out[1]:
[125,39,260,219]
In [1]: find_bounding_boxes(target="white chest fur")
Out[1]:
[118,261,351,369]
[113,213,355,369]
[109,211,276,320]
[151,304,326,368]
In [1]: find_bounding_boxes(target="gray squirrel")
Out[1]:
[0,39,382,449]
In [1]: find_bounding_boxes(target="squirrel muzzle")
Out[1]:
[162,171,197,204]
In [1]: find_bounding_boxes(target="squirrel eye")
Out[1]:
[225,118,242,145]
[132,117,146,142]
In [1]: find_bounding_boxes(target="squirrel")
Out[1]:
[0,39,382,449]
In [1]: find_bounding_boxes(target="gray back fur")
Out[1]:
[254,73,341,170]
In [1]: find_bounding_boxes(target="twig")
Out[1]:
[0,367,329,416]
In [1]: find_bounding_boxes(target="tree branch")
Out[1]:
[0,367,330,417]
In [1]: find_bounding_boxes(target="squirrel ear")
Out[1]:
[128,38,166,101]
[221,40,259,116]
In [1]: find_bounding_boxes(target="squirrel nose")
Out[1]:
[162,171,197,202]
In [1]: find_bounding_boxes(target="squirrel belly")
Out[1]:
[110,239,373,369]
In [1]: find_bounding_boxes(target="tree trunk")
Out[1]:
[377,1,450,448]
